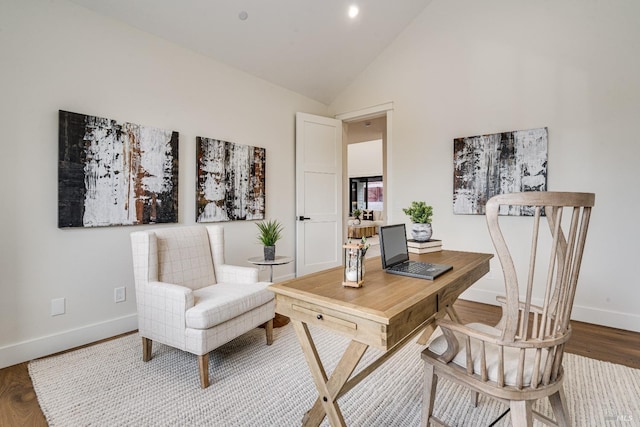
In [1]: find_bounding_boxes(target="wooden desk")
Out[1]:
[269,250,492,426]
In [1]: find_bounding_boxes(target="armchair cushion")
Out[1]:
[186,282,273,329]
[428,323,548,387]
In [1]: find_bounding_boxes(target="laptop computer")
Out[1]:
[379,224,453,280]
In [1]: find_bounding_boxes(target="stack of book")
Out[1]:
[407,239,442,254]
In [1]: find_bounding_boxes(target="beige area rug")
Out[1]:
[30,324,639,426]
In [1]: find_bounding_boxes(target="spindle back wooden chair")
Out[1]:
[421,191,595,426]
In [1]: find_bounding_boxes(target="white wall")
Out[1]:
[0,0,327,368]
[348,140,383,178]
[330,0,640,332]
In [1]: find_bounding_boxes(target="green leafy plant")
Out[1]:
[352,208,362,219]
[360,236,371,257]
[402,201,433,224]
[256,220,283,246]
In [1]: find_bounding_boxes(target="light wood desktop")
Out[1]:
[269,250,493,427]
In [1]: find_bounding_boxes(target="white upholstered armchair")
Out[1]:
[130,225,275,388]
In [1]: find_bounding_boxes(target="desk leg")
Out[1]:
[416,311,444,346]
[416,306,461,345]
[292,320,368,427]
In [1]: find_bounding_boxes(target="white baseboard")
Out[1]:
[4,286,635,370]
[273,273,296,283]
[460,288,640,333]
[0,314,138,369]
[1,274,293,369]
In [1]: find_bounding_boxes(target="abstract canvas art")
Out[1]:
[453,127,548,215]
[58,110,179,228]
[196,137,265,222]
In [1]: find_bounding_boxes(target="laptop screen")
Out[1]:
[380,224,410,269]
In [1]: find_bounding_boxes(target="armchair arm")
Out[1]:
[437,318,567,350]
[438,319,502,345]
[434,318,505,362]
[435,318,570,388]
[137,281,194,342]
[216,264,259,284]
[432,319,505,366]
[146,281,195,309]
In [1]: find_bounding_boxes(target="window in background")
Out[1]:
[350,176,383,215]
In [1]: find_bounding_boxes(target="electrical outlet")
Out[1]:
[51,298,65,316]
[114,287,126,303]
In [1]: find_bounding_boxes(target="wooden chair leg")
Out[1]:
[198,354,209,389]
[509,400,533,427]
[421,362,438,427]
[471,391,479,407]
[264,318,274,345]
[549,387,570,427]
[142,337,152,362]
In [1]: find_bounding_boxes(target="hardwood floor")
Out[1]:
[0,361,46,426]
[1,300,638,426]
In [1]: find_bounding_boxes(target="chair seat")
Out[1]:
[427,323,548,387]
[186,283,274,329]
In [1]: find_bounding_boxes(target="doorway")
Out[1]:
[293,104,392,277]
[338,107,391,242]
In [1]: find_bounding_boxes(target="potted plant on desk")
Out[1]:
[256,219,283,261]
[403,201,433,242]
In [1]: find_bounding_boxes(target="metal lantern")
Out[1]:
[342,242,364,288]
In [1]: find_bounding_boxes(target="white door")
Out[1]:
[295,112,343,276]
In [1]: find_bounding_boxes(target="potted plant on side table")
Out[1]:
[256,219,283,261]
[402,201,433,242]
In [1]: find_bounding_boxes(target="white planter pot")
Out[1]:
[411,223,432,242]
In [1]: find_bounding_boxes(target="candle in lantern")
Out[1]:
[346,270,358,282]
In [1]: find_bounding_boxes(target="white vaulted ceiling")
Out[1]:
[67,0,432,104]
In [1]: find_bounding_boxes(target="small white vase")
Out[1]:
[411,223,432,242]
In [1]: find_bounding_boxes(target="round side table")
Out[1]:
[248,255,294,328]
[247,255,294,282]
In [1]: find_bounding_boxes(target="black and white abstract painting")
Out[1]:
[453,127,548,215]
[58,110,179,228]
[196,137,265,222]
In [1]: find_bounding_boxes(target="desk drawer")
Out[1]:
[275,295,389,349]
[292,304,357,332]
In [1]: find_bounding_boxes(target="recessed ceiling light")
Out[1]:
[348,5,359,19]
[238,11,248,21]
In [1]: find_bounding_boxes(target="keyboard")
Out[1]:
[389,261,437,274]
